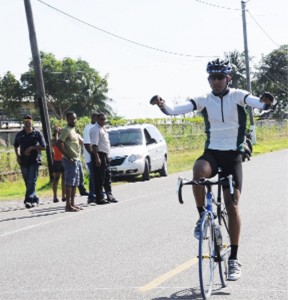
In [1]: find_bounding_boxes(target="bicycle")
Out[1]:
[176,169,235,299]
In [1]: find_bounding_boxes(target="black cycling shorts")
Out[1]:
[196,149,243,192]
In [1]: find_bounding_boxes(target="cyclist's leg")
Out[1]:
[193,151,218,239]
[222,152,242,248]
[221,151,243,280]
[193,150,218,208]
[223,188,241,245]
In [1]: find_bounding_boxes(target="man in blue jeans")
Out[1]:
[14,115,46,209]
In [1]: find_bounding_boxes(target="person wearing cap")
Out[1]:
[150,58,275,281]
[14,115,46,209]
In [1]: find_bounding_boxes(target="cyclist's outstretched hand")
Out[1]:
[260,92,277,111]
[150,95,165,108]
[260,92,275,106]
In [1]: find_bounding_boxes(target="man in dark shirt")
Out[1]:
[14,115,46,208]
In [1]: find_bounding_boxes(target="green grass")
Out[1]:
[168,137,287,175]
[253,137,288,155]
[1,122,287,201]
[1,143,286,202]
[0,176,53,201]
[168,149,203,173]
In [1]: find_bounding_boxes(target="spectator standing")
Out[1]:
[14,115,46,209]
[56,111,83,212]
[90,113,118,204]
[51,126,66,203]
[83,112,98,204]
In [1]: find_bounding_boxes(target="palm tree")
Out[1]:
[224,50,247,89]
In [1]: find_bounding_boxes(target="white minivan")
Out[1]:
[108,124,168,180]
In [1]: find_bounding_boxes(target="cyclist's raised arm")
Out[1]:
[150,95,194,115]
[245,91,275,111]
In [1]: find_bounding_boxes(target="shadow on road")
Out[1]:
[151,285,230,299]
[151,288,202,300]
[0,206,66,223]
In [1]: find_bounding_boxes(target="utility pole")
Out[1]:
[241,0,256,144]
[23,0,53,180]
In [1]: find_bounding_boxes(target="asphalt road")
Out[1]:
[0,150,287,300]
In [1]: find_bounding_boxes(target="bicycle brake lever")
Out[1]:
[176,177,184,204]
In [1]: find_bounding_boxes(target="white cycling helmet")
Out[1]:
[207,58,232,75]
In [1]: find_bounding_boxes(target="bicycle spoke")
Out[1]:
[217,209,231,287]
[199,214,215,299]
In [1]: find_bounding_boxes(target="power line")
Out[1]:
[193,1,280,48]
[36,0,215,59]
[193,0,240,11]
[34,0,287,93]
[247,10,280,47]
[192,0,282,82]
[249,55,287,88]
[249,56,288,93]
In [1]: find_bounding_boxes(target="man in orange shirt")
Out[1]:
[51,126,66,203]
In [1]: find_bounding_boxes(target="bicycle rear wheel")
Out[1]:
[199,212,215,299]
[217,208,231,287]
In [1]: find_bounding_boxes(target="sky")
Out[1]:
[0,0,287,119]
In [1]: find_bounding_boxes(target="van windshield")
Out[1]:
[109,128,143,146]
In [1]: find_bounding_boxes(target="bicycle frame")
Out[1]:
[176,170,235,299]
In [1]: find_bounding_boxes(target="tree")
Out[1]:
[224,50,247,89]
[0,72,22,124]
[21,52,114,119]
[252,45,288,117]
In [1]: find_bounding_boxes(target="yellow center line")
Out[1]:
[138,257,198,292]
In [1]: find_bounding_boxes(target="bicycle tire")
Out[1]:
[199,212,215,299]
[217,209,231,287]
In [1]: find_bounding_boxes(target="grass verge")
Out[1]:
[1,124,287,202]
[1,143,287,202]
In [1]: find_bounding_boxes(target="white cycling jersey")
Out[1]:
[160,88,267,151]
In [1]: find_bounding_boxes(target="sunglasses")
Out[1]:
[209,74,226,81]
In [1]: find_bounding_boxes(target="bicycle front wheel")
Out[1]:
[199,212,215,299]
[217,208,231,287]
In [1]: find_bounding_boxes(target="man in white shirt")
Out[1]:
[90,113,118,204]
[83,113,98,204]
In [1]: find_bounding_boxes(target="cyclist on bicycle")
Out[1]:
[150,58,274,281]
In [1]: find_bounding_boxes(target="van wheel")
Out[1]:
[142,159,150,181]
[159,157,168,177]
